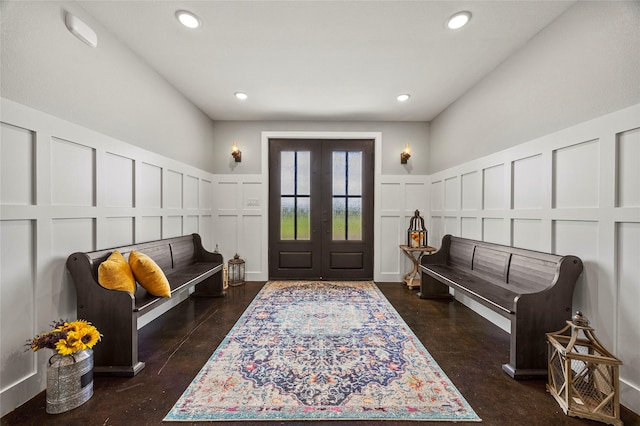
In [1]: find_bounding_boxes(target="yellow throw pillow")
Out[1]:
[98,250,136,294]
[128,250,171,298]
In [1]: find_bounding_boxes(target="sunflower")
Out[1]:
[76,324,101,349]
[55,332,83,355]
[66,320,89,333]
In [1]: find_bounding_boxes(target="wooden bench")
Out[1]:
[419,234,583,379]
[66,233,224,376]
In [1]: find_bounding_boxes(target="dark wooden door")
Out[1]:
[269,139,374,280]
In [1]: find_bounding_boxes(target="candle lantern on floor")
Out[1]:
[407,210,427,248]
[547,312,623,426]
[228,253,245,286]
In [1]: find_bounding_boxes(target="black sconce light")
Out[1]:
[400,144,411,164]
[231,141,242,162]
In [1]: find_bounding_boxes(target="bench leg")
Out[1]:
[502,307,555,380]
[418,273,454,300]
[192,272,225,297]
[89,304,145,377]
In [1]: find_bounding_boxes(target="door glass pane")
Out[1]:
[332,150,363,241]
[297,152,310,195]
[281,151,295,195]
[332,152,346,196]
[280,197,295,240]
[347,198,362,240]
[297,198,310,240]
[332,198,346,240]
[347,152,362,196]
[280,150,311,241]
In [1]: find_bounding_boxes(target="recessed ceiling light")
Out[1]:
[446,11,471,30]
[176,10,201,29]
[235,92,248,100]
[397,94,411,102]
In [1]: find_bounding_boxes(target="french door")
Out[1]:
[268,139,374,280]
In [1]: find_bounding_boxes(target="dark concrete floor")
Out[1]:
[2,282,637,426]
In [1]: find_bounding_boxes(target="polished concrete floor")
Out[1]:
[3,282,636,425]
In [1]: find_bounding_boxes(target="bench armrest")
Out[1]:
[192,234,224,264]
[421,234,451,265]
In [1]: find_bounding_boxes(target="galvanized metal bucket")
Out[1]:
[46,349,93,414]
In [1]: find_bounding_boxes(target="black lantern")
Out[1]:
[407,210,427,248]
[228,253,245,286]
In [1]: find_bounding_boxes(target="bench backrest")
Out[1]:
[83,235,198,282]
[448,236,563,292]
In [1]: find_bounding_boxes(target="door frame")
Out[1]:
[260,131,382,281]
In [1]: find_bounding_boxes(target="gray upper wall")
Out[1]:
[0,1,217,173]
[429,1,640,174]
[210,121,429,175]
[2,1,638,176]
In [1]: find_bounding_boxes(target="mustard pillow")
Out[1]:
[128,250,171,298]
[98,250,136,294]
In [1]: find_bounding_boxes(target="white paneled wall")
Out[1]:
[378,177,429,281]
[212,176,266,280]
[0,99,216,417]
[428,103,640,414]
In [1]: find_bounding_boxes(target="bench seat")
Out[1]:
[135,261,223,313]
[424,264,517,315]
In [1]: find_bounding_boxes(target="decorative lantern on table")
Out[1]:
[547,311,623,426]
[407,210,427,248]
[228,253,245,286]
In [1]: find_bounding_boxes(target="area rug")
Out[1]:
[164,281,480,422]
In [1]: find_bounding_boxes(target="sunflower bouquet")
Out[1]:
[27,319,101,356]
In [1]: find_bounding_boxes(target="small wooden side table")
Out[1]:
[399,245,436,289]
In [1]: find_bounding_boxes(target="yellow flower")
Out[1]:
[77,325,101,349]
[55,332,83,355]
[66,320,89,333]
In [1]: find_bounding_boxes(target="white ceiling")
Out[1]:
[79,1,576,122]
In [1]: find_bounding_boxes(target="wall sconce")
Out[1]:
[400,144,411,164]
[231,141,242,162]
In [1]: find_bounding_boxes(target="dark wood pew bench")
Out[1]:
[419,234,583,379]
[66,233,224,376]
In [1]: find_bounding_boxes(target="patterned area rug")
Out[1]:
[164,281,480,422]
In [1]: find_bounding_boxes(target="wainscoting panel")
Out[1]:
[184,175,199,210]
[138,162,162,209]
[511,219,543,251]
[461,217,480,240]
[51,137,95,207]
[380,182,400,211]
[185,215,199,235]
[461,171,480,211]
[553,139,600,209]
[428,103,640,413]
[0,98,217,417]
[165,170,183,210]
[165,215,183,238]
[104,153,134,208]
[200,179,213,210]
[0,123,34,206]
[482,164,505,210]
[512,154,542,210]
[0,220,35,393]
[444,177,459,211]
[138,216,162,242]
[616,222,640,407]
[104,217,134,247]
[617,128,640,208]
[242,214,263,274]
